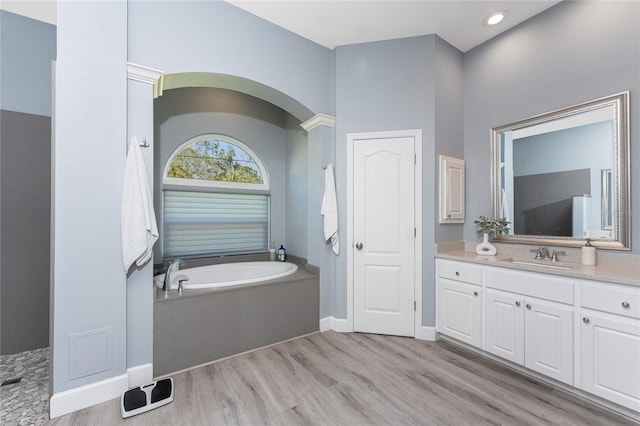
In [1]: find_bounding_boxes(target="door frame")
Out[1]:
[346,129,423,337]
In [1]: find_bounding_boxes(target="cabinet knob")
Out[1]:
[455,271,460,276]
[583,317,590,324]
[355,242,363,250]
[526,303,532,310]
[515,301,521,307]
[473,291,478,297]
[622,301,630,309]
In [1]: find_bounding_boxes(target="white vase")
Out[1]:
[475,233,497,255]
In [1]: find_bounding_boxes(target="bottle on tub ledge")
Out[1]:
[277,245,286,262]
[269,240,276,261]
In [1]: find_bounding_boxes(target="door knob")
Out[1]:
[355,242,363,250]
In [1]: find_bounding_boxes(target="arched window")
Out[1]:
[163,135,270,259]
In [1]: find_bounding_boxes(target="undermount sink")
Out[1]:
[500,258,572,270]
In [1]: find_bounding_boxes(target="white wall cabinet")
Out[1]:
[438,155,465,224]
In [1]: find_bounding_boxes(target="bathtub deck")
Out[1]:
[153,268,319,376]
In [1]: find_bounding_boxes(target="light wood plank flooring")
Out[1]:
[49,331,636,425]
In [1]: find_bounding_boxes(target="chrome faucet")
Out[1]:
[550,250,566,262]
[529,247,550,260]
[162,259,183,292]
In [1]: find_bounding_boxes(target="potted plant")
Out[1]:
[474,216,510,255]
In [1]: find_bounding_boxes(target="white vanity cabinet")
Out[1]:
[436,260,482,347]
[579,281,640,412]
[435,256,640,416]
[484,267,574,385]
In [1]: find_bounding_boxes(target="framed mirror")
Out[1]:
[491,92,630,249]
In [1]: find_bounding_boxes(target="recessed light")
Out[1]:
[484,10,508,26]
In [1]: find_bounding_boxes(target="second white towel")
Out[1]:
[321,164,340,255]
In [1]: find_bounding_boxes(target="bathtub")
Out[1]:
[154,261,298,291]
[154,260,318,376]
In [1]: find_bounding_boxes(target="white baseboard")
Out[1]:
[49,373,129,418]
[50,363,155,418]
[416,326,438,341]
[319,316,352,333]
[321,317,435,339]
[127,363,153,388]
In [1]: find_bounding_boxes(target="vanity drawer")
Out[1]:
[581,283,640,319]
[485,267,574,305]
[437,260,482,285]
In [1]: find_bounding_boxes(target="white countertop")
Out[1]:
[436,250,640,288]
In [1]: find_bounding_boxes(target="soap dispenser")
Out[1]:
[581,238,596,266]
[277,245,286,262]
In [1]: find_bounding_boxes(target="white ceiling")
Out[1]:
[0,0,562,53]
[226,0,562,52]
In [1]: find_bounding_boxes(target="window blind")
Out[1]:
[163,191,269,258]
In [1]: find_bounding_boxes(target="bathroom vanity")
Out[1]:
[435,251,640,417]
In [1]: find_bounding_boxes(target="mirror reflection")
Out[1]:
[492,92,630,249]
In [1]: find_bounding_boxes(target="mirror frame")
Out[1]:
[491,91,630,250]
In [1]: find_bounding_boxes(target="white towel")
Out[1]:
[321,164,339,255]
[121,137,159,272]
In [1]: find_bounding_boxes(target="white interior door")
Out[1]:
[353,135,415,337]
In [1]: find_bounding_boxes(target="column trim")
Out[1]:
[127,62,164,85]
[300,113,336,132]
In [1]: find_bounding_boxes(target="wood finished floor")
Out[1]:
[49,331,636,426]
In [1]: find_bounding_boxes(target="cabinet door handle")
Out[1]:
[622,301,630,309]
[473,291,478,296]
[583,317,590,324]
[515,301,521,307]
[526,303,532,310]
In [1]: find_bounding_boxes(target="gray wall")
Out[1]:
[335,35,465,326]
[0,11,55,116]
[52,0,333,397]
[49,0,640,402]
[464,0,640,252]
[127,1,333,118]
[52,1,128,393]
[153,87,306,260]
[434,37,465,243]
[0,10,55,355]
[285,113,309,259]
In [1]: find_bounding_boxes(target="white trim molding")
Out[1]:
[127,62,164,85]
[127,363,153,388]
[49,373,129,418]
[49,363,155,418]
[416,326,438,341]
[300,113,336,132]
[319,316,353,333]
